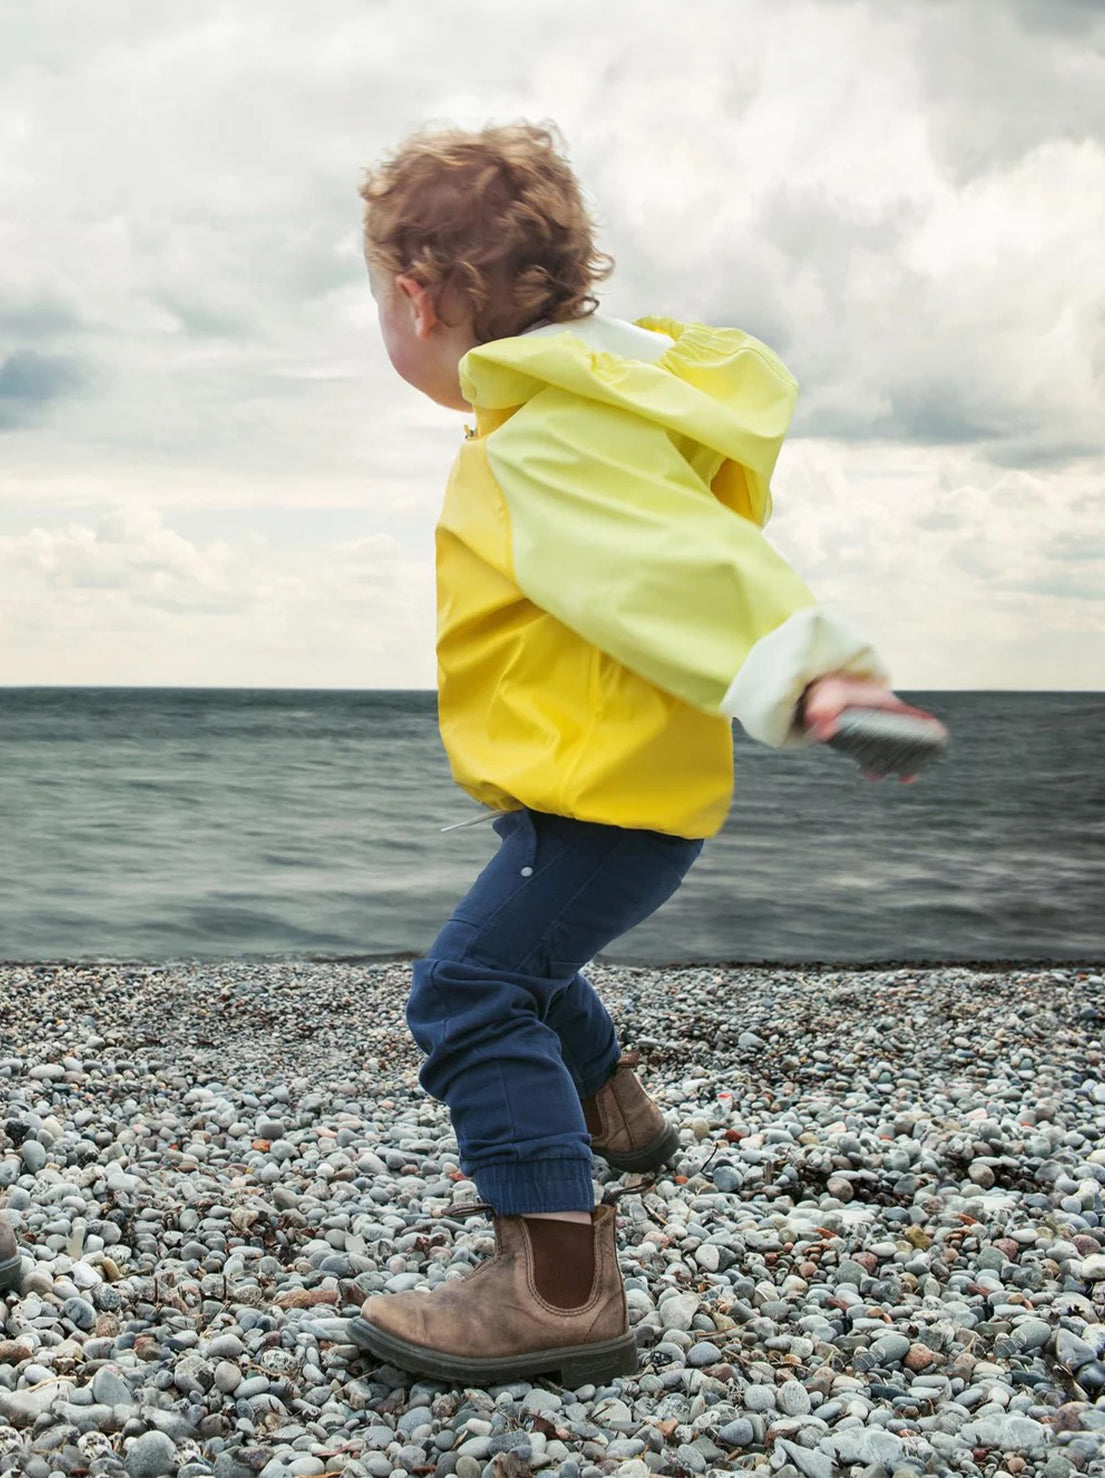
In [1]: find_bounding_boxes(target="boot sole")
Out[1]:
[0,1254,23,1292]
[346,1315,638,1387]
[591,1121,681,1174]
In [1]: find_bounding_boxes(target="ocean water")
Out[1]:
[0,688,1101,965]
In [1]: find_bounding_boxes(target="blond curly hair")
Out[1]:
[359,121,614,344]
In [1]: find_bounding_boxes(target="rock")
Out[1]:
[959,1415,1049,1454]
[214,1456,255,1478]
[124,1429,179,1477]
[613,1462,649,1478]
[92,1367,135,1407]
[20,1141,47,1173]
[776,1380,811,1416]
[214,1361,242,1394]
[716,1419,754,1448]
[713,1165,743,1193]
[0,1380,70,1425]
[856,1331,911,1369]
[968,1160,996,1188]
[694,1244,721,1271]
[774,1437,834,1478]
[1077,1360,1105,1397]
[835,1258,868,1285]
[1014,1318,1052,1352]
[1055,1328,1098,1369]
[821,1428,904,1468]
[659,1293,699,1331]
[904,1341,939,1372]
[522,1389,562,1415]
[1079,1253,1105,1281]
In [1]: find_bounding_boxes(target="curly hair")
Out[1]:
[359,121,614,344]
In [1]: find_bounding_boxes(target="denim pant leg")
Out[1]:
[407,807,705,1214]
[543,971,622,1098]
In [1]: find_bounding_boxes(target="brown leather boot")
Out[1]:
[347,1205,637,1385]
[0,1211,23,1293]
[581,1050,680,1172]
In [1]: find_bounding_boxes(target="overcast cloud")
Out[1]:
[1,0,1102,689]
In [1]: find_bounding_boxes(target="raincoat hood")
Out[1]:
[459,317,799,528]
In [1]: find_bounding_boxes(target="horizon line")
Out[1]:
[1,683,1101,695]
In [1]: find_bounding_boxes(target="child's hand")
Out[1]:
[800,675,947,783]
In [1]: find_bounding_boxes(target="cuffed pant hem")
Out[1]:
[474,1157,596,1215]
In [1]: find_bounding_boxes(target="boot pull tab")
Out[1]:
[445,1200,496,1218]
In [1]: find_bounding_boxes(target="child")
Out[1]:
[348,122,946,1387]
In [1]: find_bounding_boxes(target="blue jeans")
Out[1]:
[407,807,705,1214]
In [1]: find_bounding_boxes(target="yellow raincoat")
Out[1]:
[436,315,886,839]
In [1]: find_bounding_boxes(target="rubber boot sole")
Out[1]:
[0,1253,23,1293]
[347,1315,638,1386]
[591,1121,681,1174]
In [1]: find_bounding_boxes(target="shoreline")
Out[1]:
[5,954,1104,971]
[2,960,1104,1477]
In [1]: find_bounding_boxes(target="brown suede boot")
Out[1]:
[581,1050,680,1172]
[347,1205,636,1385]
[0,1211,23,1293]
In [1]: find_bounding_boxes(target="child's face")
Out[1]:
[367,259,475,412]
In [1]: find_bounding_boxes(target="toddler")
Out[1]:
[348,121,945,1387]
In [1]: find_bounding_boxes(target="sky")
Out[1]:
[1,0,1103,691]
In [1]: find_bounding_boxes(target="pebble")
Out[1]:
[124,1430,179,1477]
[776,1379,811,1416]
[2,959,1105,1478]
[659,1292,699,1331]
[717,1418,754,1447]
[960,1414,1050,1454]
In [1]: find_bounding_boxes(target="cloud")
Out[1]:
[0,349,87,429]
[1007,0,1105,34]
[909,0,1105,182]
[0,503,435,687]
[0,0,1101,687]
[0,296,85,336]
[766,441,1105,688]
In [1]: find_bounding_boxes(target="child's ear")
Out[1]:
[395,275,438,339]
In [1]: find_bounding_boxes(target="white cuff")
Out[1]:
[720,606,890,748]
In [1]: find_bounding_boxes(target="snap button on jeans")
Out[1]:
[520,866,534,877]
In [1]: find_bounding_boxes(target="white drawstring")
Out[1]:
[439,811,500,833]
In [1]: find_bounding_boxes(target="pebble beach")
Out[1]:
[2,959,1105,1478]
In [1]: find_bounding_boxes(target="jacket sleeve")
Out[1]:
[485,386,888,747]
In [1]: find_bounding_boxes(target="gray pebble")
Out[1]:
[124,1430,179,1478]
[91,1368,134,1407]
[1054,1327,1098,1369]
[717,1418,754,1447]
[20,1141,47,1173]
[713,1165,743,1193]
[776,1380,811,1416]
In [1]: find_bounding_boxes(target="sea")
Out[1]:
[0,688,1101,967]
